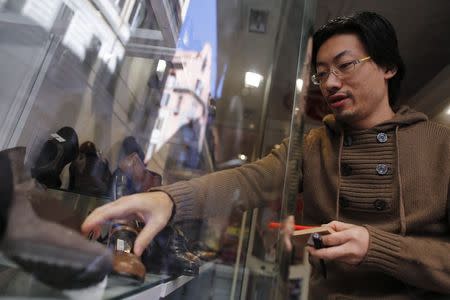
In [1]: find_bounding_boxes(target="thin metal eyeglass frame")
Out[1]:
[311,56,371,85]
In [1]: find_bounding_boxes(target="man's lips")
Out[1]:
[327,93,351,109]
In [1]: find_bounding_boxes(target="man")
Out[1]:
[83,12,450,298]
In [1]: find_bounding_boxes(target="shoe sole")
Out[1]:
[3,239,112,289]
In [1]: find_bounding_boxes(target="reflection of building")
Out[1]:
[147,43,212,159]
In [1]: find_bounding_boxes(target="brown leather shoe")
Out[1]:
[0,147,113,289]
[108,156,162,281]
[118,152,162,193]
[108,220,146,282]
[112,251,146,283]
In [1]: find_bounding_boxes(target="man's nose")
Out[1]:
[323,72,343,91]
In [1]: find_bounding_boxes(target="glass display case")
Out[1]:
[0,0,316,299]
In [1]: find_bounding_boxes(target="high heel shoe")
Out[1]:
[0,147,113,289]
[31,127,79,188]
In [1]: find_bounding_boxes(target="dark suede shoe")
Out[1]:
[31,127,79,188]
[69,141,112,198]
[143,225,200,276]
[0,147,113,289]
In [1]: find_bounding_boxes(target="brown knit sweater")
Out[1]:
[155,106,450,299]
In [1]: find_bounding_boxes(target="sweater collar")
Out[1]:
[323,105,428,134]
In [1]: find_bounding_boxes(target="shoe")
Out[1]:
[0,147,113,289]
[68,141,112,197]
[118,152,162,193]
[31,127,79,188]
[120,136,145,162]
[108,221,146,283]
[113,251,146,283]
[8,147,84,231]
[191,243,218,262]
[143,225,200,276]
[108,170,146,283]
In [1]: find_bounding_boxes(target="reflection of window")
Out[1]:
[249,9,269,34]
[195,80,203,96]
[201,58,207,72]
[129,0,147,29]
[111,0,126,11]
[173,62,183,69]
[155,117,164,130]
[174,95,183,115]
[161,93,170,106]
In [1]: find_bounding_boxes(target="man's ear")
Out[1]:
[384,67,397,79]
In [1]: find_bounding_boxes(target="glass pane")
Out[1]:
[2,0,449,299]
[0,0,318,298]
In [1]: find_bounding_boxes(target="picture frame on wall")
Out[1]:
[248,9,268,34]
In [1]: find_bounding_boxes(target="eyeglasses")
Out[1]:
[311,56,371,85]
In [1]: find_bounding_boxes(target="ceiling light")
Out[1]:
[245,71,263,88]
[238,154,247,161]
[296,78,304,92]
[446,107,450,115]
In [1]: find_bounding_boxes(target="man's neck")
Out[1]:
[347,106,395,130]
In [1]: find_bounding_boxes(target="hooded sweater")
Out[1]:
[154,106,450,299]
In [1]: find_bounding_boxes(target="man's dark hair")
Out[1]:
[312,11,405,106]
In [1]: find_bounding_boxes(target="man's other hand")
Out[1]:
[307,221,369,265]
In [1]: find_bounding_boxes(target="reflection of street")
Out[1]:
[147,43,213,166]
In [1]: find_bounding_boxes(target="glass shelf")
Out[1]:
[0,252,214,300]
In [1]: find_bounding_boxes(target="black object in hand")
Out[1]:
[312,233,327,279]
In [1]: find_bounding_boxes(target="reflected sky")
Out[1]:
[178,0,218,98]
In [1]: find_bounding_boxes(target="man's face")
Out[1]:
[316,33,395,126]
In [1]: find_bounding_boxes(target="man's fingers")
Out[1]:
[326,220,356,232]
[309,244,349,260]
[81,196,138,234]
[134,220,167,256]
[321,231,351,246]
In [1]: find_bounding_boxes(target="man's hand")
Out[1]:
[81,191,173,256]
[307,221,369,265]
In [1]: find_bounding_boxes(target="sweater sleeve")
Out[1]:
[151,138,289,223]
[361,225,450,294]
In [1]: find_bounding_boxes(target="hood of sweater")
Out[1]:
[322,105,428,134]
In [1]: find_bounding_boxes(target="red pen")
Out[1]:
[268,222,317,230]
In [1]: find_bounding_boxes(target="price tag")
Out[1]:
[50,133,66,143]
[116,239,125,251]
